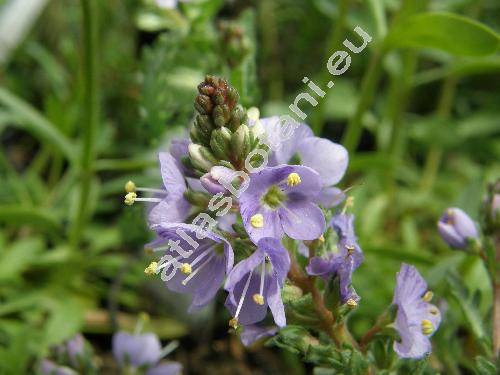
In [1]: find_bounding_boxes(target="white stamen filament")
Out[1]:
[157,254,184,272]
[136,187,168,195]
[134,197,163,203]
[181,252,215,286]
[259,260,266,296]
[152,244,170,252]
[190,248,212,267]
[234,271,253,319]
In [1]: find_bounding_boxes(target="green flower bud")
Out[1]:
[194,94,213,114]
[213,104,231,128]
[281,284,304,304]
[231,124,251,162]
[210,127,233,160]
[188,144,217,172]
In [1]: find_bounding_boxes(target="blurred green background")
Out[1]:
[0,0,499,373]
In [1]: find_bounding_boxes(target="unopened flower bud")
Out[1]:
[213,104,231,128]
[281,284,303,304]
[231,124,251,162]
[188,144,217,173]
[184,189,211,207]
[210,127,233,160]
[438,208,478,249]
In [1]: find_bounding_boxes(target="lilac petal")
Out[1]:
[257,238,290,284]
[280,165,322,198]
[146,362,183,375]
[393,308,432,359]
[279,200,325,240]
[217,213,237,234]
[306,256,334,277]
[317,187,346,208]
[393,264,427,306]
[297,241,309,257]
[224,271,268,326]
[259,117,313,164]
[241,325,278,347]
[186,177,205,192]
[266,276,287,327]
[158,152,186,196]
[200,173,227,195]
[112,332,162,367]
[225,247,265,294]
[241,206,284,244]
[297,137,348,186]
[148,196,191,227]
[169,138,190,171]
[450,208,478,239]
[242,165,294,198]
[65,334,85,367]
[437,222,466,248]
[188,256,226,312]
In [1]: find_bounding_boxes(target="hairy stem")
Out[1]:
[71,0,99,246]
[287,256,340,346]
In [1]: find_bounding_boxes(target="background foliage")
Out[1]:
[0,0,499,373]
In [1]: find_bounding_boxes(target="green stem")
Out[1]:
[341,50,383,152]
[419,76,458,192]
[310,0,351,134]
[70,0,99,246]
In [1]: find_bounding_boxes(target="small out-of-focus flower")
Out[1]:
[149,223,234,312]
[155,0,179,9]
[39,359,76,375]
[59,334,85,368]
[225,238,290,328]
[437,207,478,249]
[392,264,441,359]
[239,165,326,243]
[240,325,278,347]
[307,214,363,303]
[112,331,182,375]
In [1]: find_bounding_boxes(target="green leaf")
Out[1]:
[385,12,500,56]
[0,205,62,234]
[473,356,498,375]
[0,88,76,161]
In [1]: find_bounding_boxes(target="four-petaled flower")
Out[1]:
[392,264,441,359]
[225,238,290,328]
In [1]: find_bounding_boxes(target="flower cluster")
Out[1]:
[125,76,442,360]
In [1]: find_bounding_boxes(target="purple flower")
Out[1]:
[392,264,441,359]
[259,117,348,207]
[239,165,326,243]
[240,325,278,347]
[148,152,191,226]
[225,238,290,328]
[306,214,363,303]
[112,332,182,375]
[113,332,162,367]
[169,137,190,174]
[39,360,76,375]
[437,208,478,249]
[200,166,235,195]
[151,223,234,312]
[58,334,85,368]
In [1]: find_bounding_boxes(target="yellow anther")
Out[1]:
[318,235,325,243]
[250,214,264,228]
[422,291,434,302]
[228,318,238,329]
[124,192,137,206]
[421,319,434,335]
[346,298,358,308]
[180,263,192,275]
[346,245,355,254]
[144,262,158,275]
[125,180,136,193]
[144,247,154,255]
[253,294,265,305]
[287,172,301,187]
[345,196,354,207]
